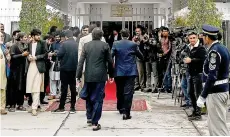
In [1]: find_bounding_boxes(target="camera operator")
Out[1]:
[183,31,207,121]
[143,30,160,93]
[158,27,172,93]
[132,25,147,91]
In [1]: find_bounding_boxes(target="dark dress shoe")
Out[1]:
[152,88,158,93]
[118,109,124,114]
[188,115,202,121]
[123,114,132,120]
[167,89,172,93]
[41,101,48,104]
[134,86,140,91]
[143,88,152,93]
[180,104,187,107]
[92,124,101,131]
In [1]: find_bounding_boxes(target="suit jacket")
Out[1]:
[57,38,78,71]
[112,40,144,77]
[76,40,114,82]
[27,40,48,73]
[78,33,106,62]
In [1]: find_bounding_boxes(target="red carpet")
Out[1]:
[46,80,148,111]
[104,81,117,100]
[46,99,147,111]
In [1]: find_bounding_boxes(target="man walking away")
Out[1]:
[78,24,106,87]
[76,28,114,131]
[197,24,230,136]
[112,28,143,119]
[52,30,78,114]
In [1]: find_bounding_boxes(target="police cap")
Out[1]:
[202,24,219,36]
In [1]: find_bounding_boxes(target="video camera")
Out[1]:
[169,27,196,63]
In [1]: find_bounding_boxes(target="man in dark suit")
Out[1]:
[76,27,114,131]
[112,28,144,120]
[52,30,78,114]
[26,29,48,116]
[108,29,122,49]
[0,23,11,44]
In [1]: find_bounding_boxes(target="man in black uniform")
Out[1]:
[183,31,207,120]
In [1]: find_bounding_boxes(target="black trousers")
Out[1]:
[8,74,26,107]
[59,71,77,109]
[8,90,24,106]
[188,74,202,115]
[6,78,10,106]
[115,76,135,115]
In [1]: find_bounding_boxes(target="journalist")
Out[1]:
[132,25,147,91]
[143,32,160,93]
[159,27,172,93]
[183,31,207,121]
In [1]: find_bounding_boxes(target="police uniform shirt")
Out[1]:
[202,41,230,98]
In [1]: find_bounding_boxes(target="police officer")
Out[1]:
[197,24,230,136]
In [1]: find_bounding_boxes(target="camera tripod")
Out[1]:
[157,60,183,106]
[171,63,183,106]
[157,59,172,99]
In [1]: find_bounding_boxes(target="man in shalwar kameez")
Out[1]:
[26,29,47,116]
[0,31,10,115]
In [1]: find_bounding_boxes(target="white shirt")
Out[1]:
[114,35,118,41]
[32,42,37,56]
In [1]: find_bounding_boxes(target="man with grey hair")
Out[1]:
[78,24,106,62]
[78,25,106,87]
[76,27,114,131]
[52,30,78,114]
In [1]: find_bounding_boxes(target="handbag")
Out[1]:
[53,57,60,72]
[79,83,88,100]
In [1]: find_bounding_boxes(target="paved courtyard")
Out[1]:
[1,92,230,136]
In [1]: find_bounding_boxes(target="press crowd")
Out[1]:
[0,22,230,134]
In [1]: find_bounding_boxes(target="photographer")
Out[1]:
[143,30,160,93]
[183,31,207,121]
[132,25,147,91]
[158,27,172,93]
